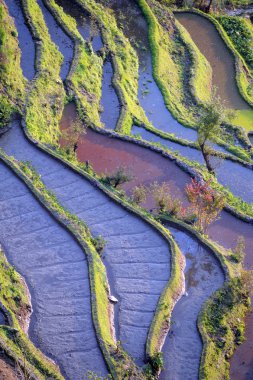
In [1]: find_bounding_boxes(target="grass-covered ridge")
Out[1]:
[74,0,151,133]
[182,8,253,130]
[175,19,212,105]
[0,2,25,130]
[136,0,212,128]
[21,0,65,145]
[0,246,64,379]
[43,0,104,127]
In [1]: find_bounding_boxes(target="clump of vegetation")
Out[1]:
[23,0,65,145]
[101,166,133,188]
[230,236,245,263]
[61,116,84,154]
[151,181,182,216]
[185,178,225,233]
[131,185,148,205]
[147,177,225,233]
[0,3,25,129]
[91,235,106,256]
[218,16,253,74]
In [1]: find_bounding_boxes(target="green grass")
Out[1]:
[45,0,104,127]
[0,3,25,129]
[22,0,65,145]
[146,230,184,357]
[217,16,253,75]
[232,109,253,131]
[199,278,250,380]
[75,0,150,133]
[138,0,198,127]
[175,19,212,105]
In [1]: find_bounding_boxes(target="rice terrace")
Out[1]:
[0,0,253,378]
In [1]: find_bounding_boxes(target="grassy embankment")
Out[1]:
[0,247,64,379]
[73,0,151,133]
[185,8,253,131]
[136,0,212,127]
[44,0,104,127]
[134,1,252,159]
[21,0,65,145]
[0,2,25,131]
[160,215,251,380]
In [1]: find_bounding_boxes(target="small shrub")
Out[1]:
[149,351,164,373]
[230,236,245,263]
[91,235,106,255]
[101,166,133,188]
[131,185,147,204]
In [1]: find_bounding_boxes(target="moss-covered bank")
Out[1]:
[21,0,65,145]
[0,2,25,131]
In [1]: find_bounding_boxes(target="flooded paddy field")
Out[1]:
[0,159,108,379]
[1,0,253,378]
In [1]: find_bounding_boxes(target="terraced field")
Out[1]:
[0,0,253,379]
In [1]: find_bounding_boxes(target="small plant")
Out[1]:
[230,236,245,263]
[85,370,112,380]
[131,185,147,205]
[61,117,85,153]
[150,182,182,216]
[91,235,106,255]
[101,166,133,189]
[149,352,164,374]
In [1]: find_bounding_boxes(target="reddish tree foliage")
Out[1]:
[185,178,225,233]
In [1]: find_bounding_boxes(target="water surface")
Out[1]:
[108,0,198,140]
[100,61,120,130]
[175,12,250,111]
[4,0,35,79]
[161,227,224,380]
[132,125,253,204]
[0,160,108,379]
[37,0,74,79]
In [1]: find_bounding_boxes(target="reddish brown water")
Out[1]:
[60,103,253,378]
[175,12,251,111]
[60,103,189,209]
